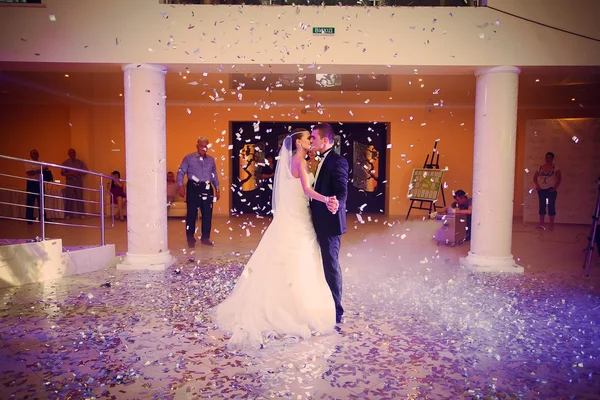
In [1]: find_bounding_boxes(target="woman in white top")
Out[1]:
[533,152,561,230]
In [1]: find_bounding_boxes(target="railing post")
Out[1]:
[100,177,105,246]
[39,165,45,240]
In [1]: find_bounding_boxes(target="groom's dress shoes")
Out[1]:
[187,238,196,249]
[201,239,214,246]
[336,315,344,324]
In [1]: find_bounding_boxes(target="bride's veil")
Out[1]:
[271,135,293,216]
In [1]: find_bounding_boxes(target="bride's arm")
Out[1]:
[296,159,329,203]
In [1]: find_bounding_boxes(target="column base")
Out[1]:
[117,251,176,271]
[460,252,524,274]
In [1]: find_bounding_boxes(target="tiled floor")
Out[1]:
[1,215,600,399]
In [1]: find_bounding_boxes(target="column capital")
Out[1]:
[122,63,167,74]
[475,66,521,77]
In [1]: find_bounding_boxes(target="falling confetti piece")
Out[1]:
[49,13,56,22]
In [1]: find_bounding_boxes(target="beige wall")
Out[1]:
[3,101,598,217]
[1,0,599,69]
[0,105,71,186]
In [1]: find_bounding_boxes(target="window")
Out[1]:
[0,0,43,3]
[161,0,478,6]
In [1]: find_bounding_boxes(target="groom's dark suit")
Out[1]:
[310,148,349,322]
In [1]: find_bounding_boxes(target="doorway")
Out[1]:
[230,121,387,215]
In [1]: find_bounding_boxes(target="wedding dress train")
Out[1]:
[214,173,336,350]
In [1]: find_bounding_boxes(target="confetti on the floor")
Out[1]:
[1,241,598,399]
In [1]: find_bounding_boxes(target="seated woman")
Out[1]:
[108,170,126,221]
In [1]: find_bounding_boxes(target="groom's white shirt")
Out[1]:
[313,148,332,188]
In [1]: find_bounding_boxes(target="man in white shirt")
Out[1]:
[25,149,50,224]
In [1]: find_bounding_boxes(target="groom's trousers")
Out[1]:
[317,234,344,319]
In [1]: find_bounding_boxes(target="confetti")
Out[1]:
[1,216,597,400]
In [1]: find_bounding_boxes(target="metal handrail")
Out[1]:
[0,154,125,245]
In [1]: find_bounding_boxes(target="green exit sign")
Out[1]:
[312,27,335,36]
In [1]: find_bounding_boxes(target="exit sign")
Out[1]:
[312,27,335,36]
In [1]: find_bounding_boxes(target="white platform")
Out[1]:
[459,255,524,274]
[0,239,116,288]
[116,252,176,271]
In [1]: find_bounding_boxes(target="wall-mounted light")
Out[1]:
[535,79,540,83]
[64,74,69,78]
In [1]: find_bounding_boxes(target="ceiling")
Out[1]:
[0,63,599,109]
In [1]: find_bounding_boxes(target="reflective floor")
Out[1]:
[1,216,599,399]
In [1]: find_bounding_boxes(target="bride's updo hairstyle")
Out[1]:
[287,128,309,153]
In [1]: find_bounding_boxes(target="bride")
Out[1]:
[214,128,338,350]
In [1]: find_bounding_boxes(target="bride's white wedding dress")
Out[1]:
[214,170,336,350]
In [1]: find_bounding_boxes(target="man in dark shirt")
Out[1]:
[448,189,472,241]
[177,138,220,248]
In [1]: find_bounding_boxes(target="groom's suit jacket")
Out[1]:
[310,149,349,237]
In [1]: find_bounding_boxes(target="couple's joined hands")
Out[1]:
[326,196,339,214]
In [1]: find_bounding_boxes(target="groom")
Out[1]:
[310,123,349,324]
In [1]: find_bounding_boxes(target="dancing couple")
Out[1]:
[214,123,349,349]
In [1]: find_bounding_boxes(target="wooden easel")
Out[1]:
[405,141,448,220]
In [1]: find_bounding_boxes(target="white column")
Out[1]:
[461,66,524,274]
[117,64,175,271]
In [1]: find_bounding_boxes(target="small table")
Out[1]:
[434,213,467,245]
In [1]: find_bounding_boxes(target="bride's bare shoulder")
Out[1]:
[290,156,306,178]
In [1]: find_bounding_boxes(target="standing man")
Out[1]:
[25,149,50,224]
[177,137,220,248]
[61,148,88,219]
[310,123,348,324]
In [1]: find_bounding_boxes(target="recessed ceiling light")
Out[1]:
[64,74,69,78]
[571,98,576,101]
[535,79,539,82]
